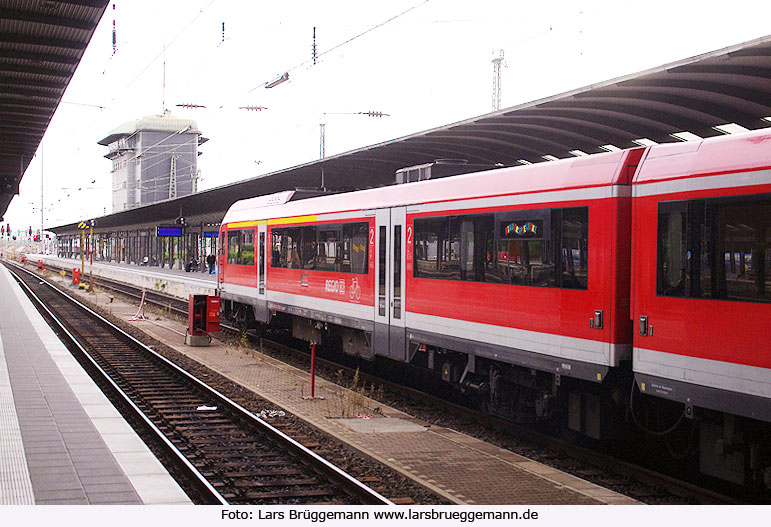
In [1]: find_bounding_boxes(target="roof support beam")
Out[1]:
[0,123,47,134]
[0,114,51,126]
[0,86,61,99]
[40,0,110,8]
[0,62,70,78]
[0,7,98,30]
[0,49,79,65]
[0,32,85,50]
[0,97,58,108]
[0,74,68,90]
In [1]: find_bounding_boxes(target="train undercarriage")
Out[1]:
[222,299,771,494]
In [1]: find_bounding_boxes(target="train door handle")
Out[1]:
[639,315,649,336]
[590,310,603,329]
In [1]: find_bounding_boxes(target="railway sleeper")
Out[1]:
[225,469,304,478]
[242,488,337,500]
[233,478,321,488]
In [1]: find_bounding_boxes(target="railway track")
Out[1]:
[5,261,390,506]
[28,260,750,504]
[256,339,744,505]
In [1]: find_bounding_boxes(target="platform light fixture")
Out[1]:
[670,131,702,142]
[517,159,532,165]
[599,144,621,152]
[542,155,559,162]
[632,138,657,147]
[569,150,589,157]
[713,123,750,135]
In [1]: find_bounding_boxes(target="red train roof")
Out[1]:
[223,149,634,225]
[634,128,771,184]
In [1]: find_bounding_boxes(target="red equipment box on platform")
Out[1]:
[187,294,220,335]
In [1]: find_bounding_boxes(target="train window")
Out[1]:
[271,226,313,269]
[713,197,770,303]
[458,219,474,280]
[270,230,282,267]
[657,194,771,303]
[241,229,255,266]
[299,226,317,269]
[657,202,690,296]
[414,208,586,289]
[227,230,240,265]
[379,226,386,316]
[226,229,254,266]
[277,227,301,268]
[414,218,442,278]
[393,225,402,319]
[492,209,555,287]
[559,207,588,289]
[317,228,341,271]
[440,218,462,280]
[259,232,265,289]
[269,222,369,274]
[414,215,492,281]
[343,222,369,274]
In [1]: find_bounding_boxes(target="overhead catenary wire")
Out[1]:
[248,0,430,92]
[124,0,219,90]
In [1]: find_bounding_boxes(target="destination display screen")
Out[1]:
[500,220,543,239]
[157,226,182,237]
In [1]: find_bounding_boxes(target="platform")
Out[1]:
[33,255,216,300]
[0,265,191,505]
[39,258,640,505]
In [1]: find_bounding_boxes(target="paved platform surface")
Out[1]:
[0,264,191,505]
[35,255,216,285]
[31,255,216,301]
[36,259,640,505]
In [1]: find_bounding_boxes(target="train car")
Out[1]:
[220,148,644,436]
[218,128,771,490]
[630,131,771,487]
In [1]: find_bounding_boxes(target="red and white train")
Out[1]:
[219,129,771,489]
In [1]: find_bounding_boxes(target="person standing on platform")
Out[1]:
[207,252,216,274]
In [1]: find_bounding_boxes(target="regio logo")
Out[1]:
[325,279,346,295]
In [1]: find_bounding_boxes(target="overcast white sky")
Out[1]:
[6,0,771,233]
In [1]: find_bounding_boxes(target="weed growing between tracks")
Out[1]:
[323,368,385,419]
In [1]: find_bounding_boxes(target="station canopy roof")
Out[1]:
[0,0,109,220]
[50,33,771,234]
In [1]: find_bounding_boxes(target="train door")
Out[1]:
[373,207,407,361]
[374,209,390,357]
[254,224,269,322]
[391,207,407,361]
[218,229,226,291]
